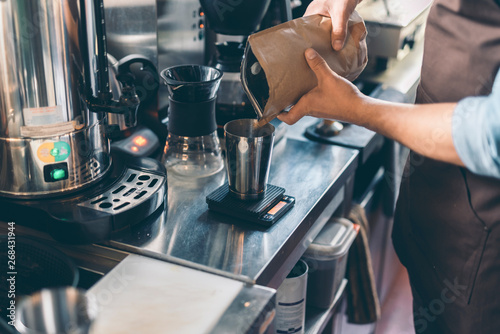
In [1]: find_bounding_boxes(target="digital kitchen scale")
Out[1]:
[206,184,295,227]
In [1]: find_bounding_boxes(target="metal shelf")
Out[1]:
[305,279,348,334]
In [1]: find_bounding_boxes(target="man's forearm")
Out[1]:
[355,97,464,166]
[278,48,467,168]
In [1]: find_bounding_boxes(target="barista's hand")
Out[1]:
[277,48,365,125]
[304,0,361,51]
[279,50,465,170]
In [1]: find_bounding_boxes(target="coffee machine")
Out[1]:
[0,0,166,243]
[200,0,292,134]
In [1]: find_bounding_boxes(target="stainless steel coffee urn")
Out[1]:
[0,0,140,198]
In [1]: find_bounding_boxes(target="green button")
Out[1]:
[50,169,66,181]
[50,148,59,157]
[54,141,71,162]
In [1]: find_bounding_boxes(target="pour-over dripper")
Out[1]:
[161,65,224,178]
[163,65,222,102]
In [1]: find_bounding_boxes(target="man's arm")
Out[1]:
[452,87,500,176]
[278,49,500,177]
[357,97,462,166]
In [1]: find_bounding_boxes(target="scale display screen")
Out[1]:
[259,196,295,225]
[268,201,287,215]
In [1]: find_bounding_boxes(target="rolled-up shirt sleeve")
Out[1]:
[452,69,500,178]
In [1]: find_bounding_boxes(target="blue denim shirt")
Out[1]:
[453,69,500,178]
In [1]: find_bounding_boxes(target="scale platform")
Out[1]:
[206,184,294,227]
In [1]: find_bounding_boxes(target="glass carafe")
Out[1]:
[160,65,224,178]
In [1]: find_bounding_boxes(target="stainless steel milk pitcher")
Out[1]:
[0,0,140,197]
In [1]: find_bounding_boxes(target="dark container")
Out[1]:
[301,218,357,309]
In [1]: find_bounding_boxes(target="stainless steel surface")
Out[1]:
[157,0,206,109]
[88,254,276,334]
[106,55,129,133]
[0,0,111,197]
[2,118,358,333]
[16,287,96,334]
[209,283,276,334]
[357,0,431,60]
[0,222,127,275]
[104,0,158,66]
[103,2,159,137]
[224,119,275,201]
[0,224,276,334]
[107,136,358,288]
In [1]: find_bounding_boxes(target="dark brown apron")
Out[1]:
[392,0,500,333]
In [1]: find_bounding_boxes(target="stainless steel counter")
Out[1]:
[0,134,357,334]
[0,124,358,334]
[107,137,359,288]
[88,254,275,334]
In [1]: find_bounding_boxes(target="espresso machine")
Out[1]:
[357,0,431,72]
[0,0,167,244]
[200,0,292,136]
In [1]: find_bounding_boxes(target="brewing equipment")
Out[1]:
[161,64,224,178]
[200,0,292,133]
[106,54,160,141]
[224,118,275,201]
[156,0,207,111]
[0,0,166,243]
[357,0,432,72]
[206,119,295,227]
[211,41,257,131]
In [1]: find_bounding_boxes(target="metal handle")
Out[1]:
[117,55,159,127]
[94,0,111,100]
[81,0,140,126]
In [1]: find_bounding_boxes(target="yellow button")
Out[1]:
[37,142,56,163]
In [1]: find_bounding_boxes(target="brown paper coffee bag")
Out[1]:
[244,12,368,125]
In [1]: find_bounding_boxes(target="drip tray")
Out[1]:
[206,184,295,227]
[78,169,163,214]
